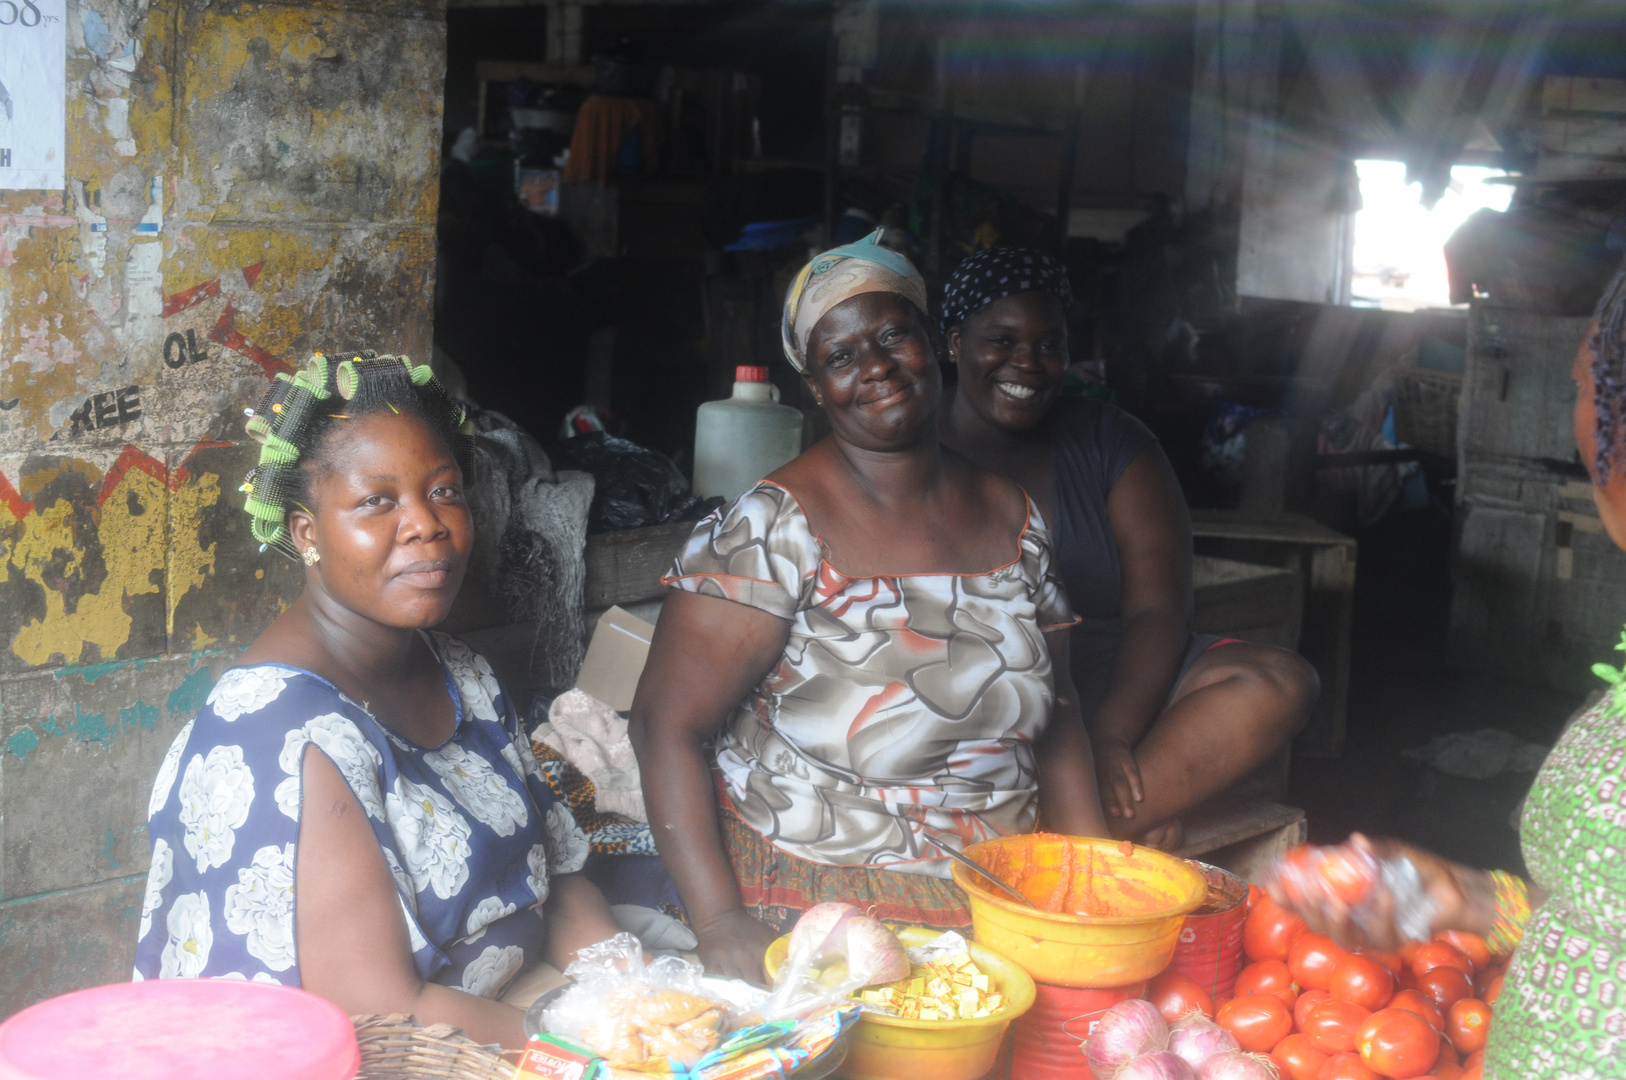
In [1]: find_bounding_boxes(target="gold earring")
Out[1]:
[301,548,320,566]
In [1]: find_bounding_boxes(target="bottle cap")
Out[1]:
[735,365,769,383]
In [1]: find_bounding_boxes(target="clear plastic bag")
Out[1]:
[759,906,911,1023]
[1264,842,1437,943]
[760,930,878,1024]
[542,933,739,1071]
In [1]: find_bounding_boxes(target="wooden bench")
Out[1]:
[1176,797,1307,882]
[1190,510,1357,758]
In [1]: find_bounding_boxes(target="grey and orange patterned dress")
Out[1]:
[1486,697,1626,1076]
[664,480,1078,887]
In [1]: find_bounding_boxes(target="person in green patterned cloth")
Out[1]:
[1269,267,1626,1078]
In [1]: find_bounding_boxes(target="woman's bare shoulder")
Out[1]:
[942,446,1030,531]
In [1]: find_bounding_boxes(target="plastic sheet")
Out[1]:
[550,432,714,533]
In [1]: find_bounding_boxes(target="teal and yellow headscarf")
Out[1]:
[781,230,928,372]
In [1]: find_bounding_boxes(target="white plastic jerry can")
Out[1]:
[693,365,804,501]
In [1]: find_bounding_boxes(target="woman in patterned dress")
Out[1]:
[135,354,618,1049]
[937,247,1318,850]
[1267,269,1626,1077]
[629,232,1110,983]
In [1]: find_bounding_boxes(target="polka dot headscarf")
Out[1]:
[939,246,1073,330]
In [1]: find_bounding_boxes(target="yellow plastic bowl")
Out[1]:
[764,925,1035,1080]
[951,835,1207,988]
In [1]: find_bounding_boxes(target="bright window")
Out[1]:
[1351,159,1514,311]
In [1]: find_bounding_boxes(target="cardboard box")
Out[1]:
[574,605,656,711]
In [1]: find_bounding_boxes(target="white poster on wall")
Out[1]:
[0,0,67,190]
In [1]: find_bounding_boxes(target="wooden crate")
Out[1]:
[1535,76,1626,181]
[1190,511,1356,758]
[1193,555,1303,651]
[1177,796,1307,883]
[1451,306,1626,695]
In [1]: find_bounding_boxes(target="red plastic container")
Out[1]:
[1164,861,1248,1003]
[1008,980,1147,1080]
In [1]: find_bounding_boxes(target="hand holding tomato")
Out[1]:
[1265,834,1482,951]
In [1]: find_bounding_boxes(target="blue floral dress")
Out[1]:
[133,631,589,996]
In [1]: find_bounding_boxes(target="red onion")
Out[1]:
[1085,998,1168,1079]
[1195,1052,1280,1080]
[786,902,858,962]
[842,914,910,986]
[1167,1013,1239,1068]
[1115,1051,1196,1080]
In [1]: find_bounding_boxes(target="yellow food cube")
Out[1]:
[907,978,926,997]
[985,993,1004,1013]
[971,974,990,991]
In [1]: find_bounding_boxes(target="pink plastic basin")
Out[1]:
[0,979,359,1080]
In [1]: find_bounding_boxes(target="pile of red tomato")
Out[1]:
[1144,888,1505,1080]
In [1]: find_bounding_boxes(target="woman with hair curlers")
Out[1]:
[135,352,620,1049]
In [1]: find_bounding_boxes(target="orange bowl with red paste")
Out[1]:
[950,834,1207,988]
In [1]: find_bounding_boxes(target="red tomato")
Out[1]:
[1146,971,1215,1022]
[1274,1032,1330,1080]
[1237,959,1300,1007]
[1458,1063,1483,1080]
[1482,972,1504,1007]
[1411,942,1474,980]
[1435,1064,1465,1080]
[1434,931,1492,973]
[1290,933,1349,992]
[1246,898,1309,962]
[1319,846,1379,904]
[1296,988,1334,1030]
[1462,1049,1485,1072]
[1416,966,1474,1011]
[1389,988,1444,1029]
[1473,962,1504,999]
[1303,999,1372,1054]
[1445,998,1492,1054]
[1330,953,1396,1011]
[1218,993,1294,1052]
[1317,1052,1378,1080]
[1436,1034,1461,1069]
[1358,948,1405,977]
[1249,882,1268,911]
[1356,1007,1440,1078]
[1397,965,1419,992]
[1397,941,1422,967]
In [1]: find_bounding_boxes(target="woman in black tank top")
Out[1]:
[937,247,1318,849]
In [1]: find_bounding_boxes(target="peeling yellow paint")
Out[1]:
[0,0,441,675]
[8,467,166,668]
[166,468,222,638]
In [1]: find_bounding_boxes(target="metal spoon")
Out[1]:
[925,835,1037,908]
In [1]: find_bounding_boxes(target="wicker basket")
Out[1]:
[1392,367,1462,459]
[352,1015,514,1080]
